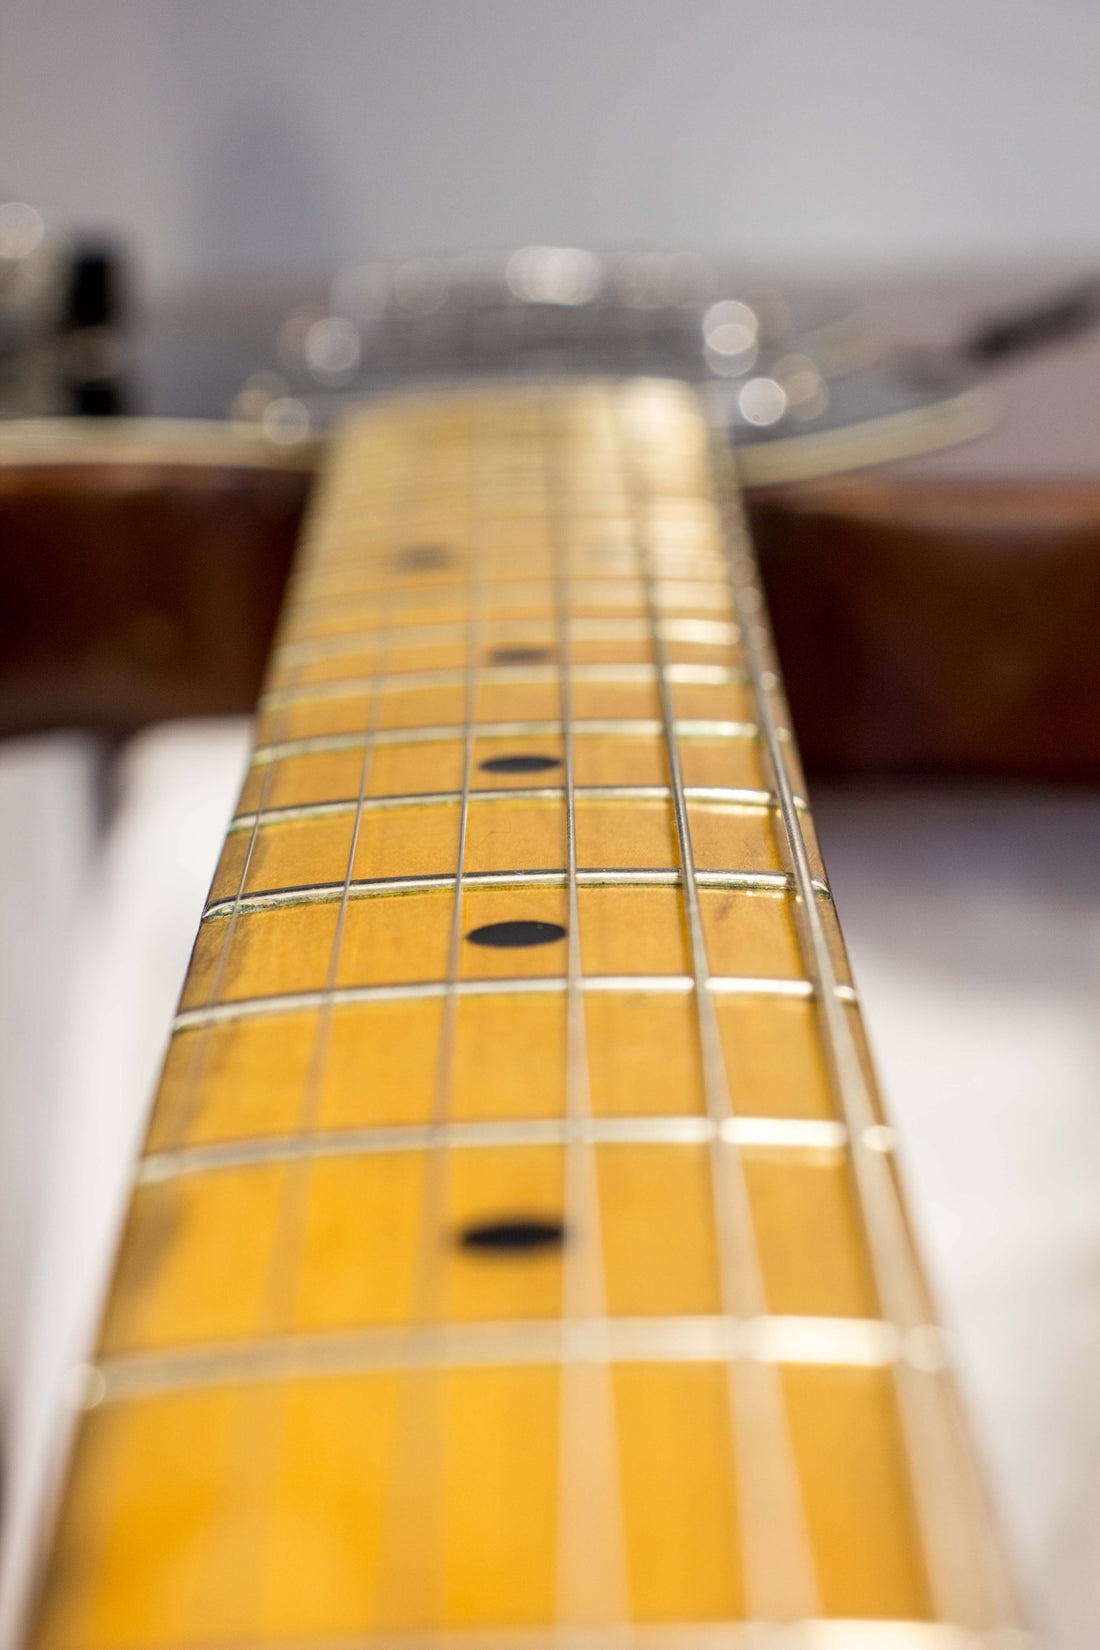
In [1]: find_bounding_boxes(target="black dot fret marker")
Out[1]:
[396,544,449,570]
[459,1216,566,1253]
[488,645,553,665]
[479,753,562,775]
[465,919,566,948]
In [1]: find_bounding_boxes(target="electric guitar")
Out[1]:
[7,249,1060,1647]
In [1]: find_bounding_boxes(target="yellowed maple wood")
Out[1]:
[30,382,1019,1650]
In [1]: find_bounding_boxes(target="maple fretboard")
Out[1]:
[32,380,1019,1648]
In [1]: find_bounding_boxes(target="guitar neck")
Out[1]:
[33,379,1020,1646]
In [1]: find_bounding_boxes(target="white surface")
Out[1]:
[0,733,1097,1646]
[813,784,1100,1650]
[0,737,98,1418]
[0,720,252,1650]
[2,1,1100,294]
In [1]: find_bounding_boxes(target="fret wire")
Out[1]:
[226,785,801,833]
[294,535,721,562]
[201,869,829,923]
[710,433,1018,1628]
[251,716,763,764]
[272,614,740,665]
[295,500,719,525]
[30,1622,1018,1650]
[280,577,725,617]
[138,1115,850,1184]
[547,394,632,1637]
[293,555,731,590]
[277,576,733,624]
[280,618,740,642]
[292,567,728,597]
[300,507,719,528]
[172,973,855,1034]
[618,387,819,1621]
[258,658,743,707]
[90,1315,907,1407]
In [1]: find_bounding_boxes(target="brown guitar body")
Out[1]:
[3,456,1098,781]
[0,460,306,737]
[754,475,1100,780]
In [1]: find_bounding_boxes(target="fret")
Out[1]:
[250,718,764,763]
[166,976,855,1048]
[94,1316,907,1403]
[286,570,733,604]
[252,685,756,749]
[259,660,747,709]
[138,1116,851,1184]
[29,382,1022,1650]
[277,579,735,637]
[272,615,741,674]
[202,872,829,920]
[226,785,800,832]
[178,883,845,1005]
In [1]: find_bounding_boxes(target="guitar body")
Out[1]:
[3,451,1099,780]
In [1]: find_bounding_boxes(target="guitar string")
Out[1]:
[368,402,486,1635]
[545,388,633,1641]
[708,429,1020,1630]
[254,426,409,1337]
[159,429,408,1633]
[160,501,330,1148]
[614,383,820,1624]
[191,419,416,1635]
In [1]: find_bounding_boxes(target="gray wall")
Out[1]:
[3,0,1099,297]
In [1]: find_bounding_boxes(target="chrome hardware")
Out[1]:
[233,247,871,447]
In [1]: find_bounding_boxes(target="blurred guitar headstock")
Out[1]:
[0,197,129,418]
[233,246,990,483]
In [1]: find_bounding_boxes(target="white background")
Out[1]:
[2,0,1100,296]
